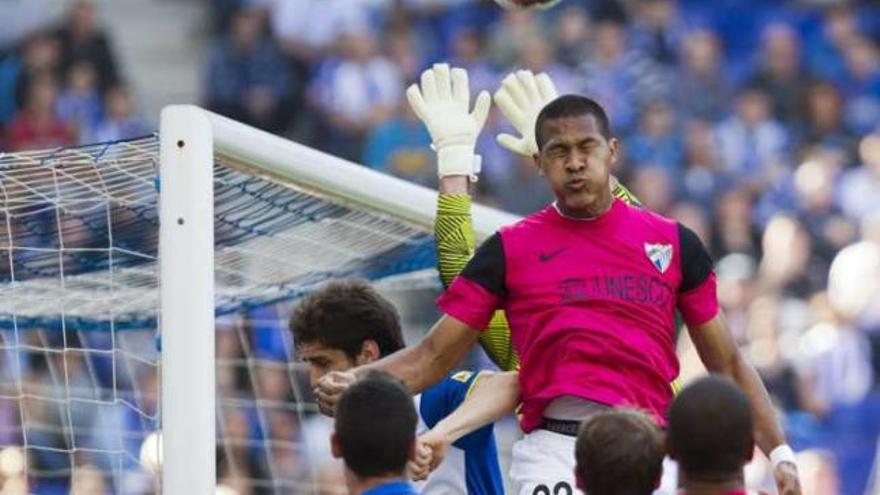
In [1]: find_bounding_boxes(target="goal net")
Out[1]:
[0,106,517,495]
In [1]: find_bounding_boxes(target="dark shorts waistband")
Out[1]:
[539,418,582,437]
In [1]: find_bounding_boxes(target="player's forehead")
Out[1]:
[298,341,346,360]
[541,114,607,148]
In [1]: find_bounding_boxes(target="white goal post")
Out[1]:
[157,105,518,494]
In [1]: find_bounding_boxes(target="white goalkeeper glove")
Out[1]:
[494,70,558,157]
[406,63,491,180]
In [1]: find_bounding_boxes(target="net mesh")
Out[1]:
[0,135,440,494]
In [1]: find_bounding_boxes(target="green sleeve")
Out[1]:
[435,194,519,371]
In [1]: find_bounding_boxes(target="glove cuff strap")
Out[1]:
[437,146,481,182]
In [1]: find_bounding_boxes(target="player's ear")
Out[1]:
[531,154,544,176]
[330,432,342,459]
[607,137,620,167]
[356,340,380,365]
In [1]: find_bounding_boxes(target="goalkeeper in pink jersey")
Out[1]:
[316,64,801,495]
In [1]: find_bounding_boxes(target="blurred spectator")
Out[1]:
[798,81,857,159]
[839,35,880,135]
[758,215,823,297]
[837,134,880,222]
[90,85,148,143]
[680,119,730,209]
[554,5,591,69]
[675,29,731,122]
[792,153,857,263]
[69,465,107,495]
[712,187,761,258]
[580,19,673,134]
[806,5,862,83]
[386,28,424,85]
[750,24,810,126]
[629,164,674,214]
[205,7,292,133]
[714,86,789,189]
[627,101,683,177]
[488,8,544,69]
[628,0,687,66]
[54,1,119,93]
[362,102,433,186]
[268,0,372,67]
[448,27,497,96]
[4,74,73,151]
[517,33,578,93]
[56,60,102,144]
[310,28,402,161]
[9,33,61,120]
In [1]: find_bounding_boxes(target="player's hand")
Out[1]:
[413,428,452,479]
[314,371,357,417]
[494,70,558,157]
[773,461,802,495]
[406,63,491,179]
[407,441,433,481]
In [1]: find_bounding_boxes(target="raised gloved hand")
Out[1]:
[494,70,558,157]
[406,63,491,180]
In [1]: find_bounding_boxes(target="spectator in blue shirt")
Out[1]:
[362,102,433,187]
[205,7,291,133]
[628,101,684,178]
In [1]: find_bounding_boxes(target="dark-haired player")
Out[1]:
[291,279,503,495]
[669,375,759,495]
[333,371,420,495]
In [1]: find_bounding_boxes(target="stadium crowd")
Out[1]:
[0,0,879,494]
[0,1,148,151]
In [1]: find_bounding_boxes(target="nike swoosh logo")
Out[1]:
[539,247,566,262]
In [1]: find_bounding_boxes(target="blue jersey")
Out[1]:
[416,370,503,495]
[363,480,420,495]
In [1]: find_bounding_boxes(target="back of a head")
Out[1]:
[575,409,664,495]
[535,94,611,150]
[668,375,754,481]
[334,371,417,479]
[289,279,405,359]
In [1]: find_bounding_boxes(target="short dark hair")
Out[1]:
[535,94,611,149]
[668,375,754,479]
[575,409,664,495]
[289,279,405,360]
[335,371,417,478]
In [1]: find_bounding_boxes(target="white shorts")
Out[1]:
[509,429,678,495]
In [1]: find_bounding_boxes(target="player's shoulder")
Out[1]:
[420,371,488,427]
[621,201,679,238]
[498,204,556,236]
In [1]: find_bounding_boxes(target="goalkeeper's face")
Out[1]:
[299,342,374,389]
[536,114,618,217]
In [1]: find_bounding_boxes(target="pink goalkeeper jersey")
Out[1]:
[437,198,719,432]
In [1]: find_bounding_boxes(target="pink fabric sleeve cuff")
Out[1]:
[436,276,501,331]
[677,272,720,328]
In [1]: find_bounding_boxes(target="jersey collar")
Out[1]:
[362,480,418,495]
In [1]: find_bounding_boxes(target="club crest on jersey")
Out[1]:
[645,243,673,273]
